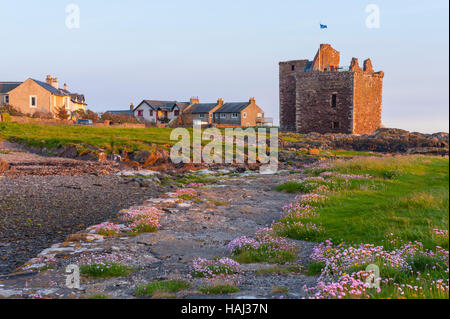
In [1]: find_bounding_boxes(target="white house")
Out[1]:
[133,100,189,123]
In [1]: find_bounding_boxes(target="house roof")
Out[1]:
[214,102,250,113]
[0,82,22,94]
[135,100,189,112]
[32,79,69,96]
[189,103,218,114]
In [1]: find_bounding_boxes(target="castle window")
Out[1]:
[332,121,340,129]
[291,65,295,71]
[331,94,337,108]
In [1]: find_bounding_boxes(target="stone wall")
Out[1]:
[279,44,384,135]
[352,65,384,135]
[295,71,354,134]
[279,60,309,131]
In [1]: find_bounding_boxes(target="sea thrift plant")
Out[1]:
[187,183,204,188]
[192,257,240,278]
[120,207,161,233]
[91,222,121,236]
[172,188,198,200]
[227,228,297,264]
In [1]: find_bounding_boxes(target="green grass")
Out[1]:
[0,122,176,154]
[274,181,307,193]
[232,247,297,265]
[79,262,135,278]
[287,156,449,249]
[135,280,190,297]
[199,285,239,295]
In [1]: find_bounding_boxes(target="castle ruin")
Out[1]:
[279,44,384,134]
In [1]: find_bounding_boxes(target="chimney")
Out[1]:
[51,77,59,89]
[249,97,256,104]
[63,83,68,91]
[217,98,223,106]
[46,75,53,85]
[190,96,199,104]
[130,103,134,111]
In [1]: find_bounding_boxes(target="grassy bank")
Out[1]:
[275,155,449,299]
[0,122,176,153]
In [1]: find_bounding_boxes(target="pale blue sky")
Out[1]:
[0,0,448,132]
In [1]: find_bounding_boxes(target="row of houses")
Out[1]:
[0,76,86,116]
[108,97,272,127]
[2,74,271,127]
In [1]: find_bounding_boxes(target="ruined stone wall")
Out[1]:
[352,70,384,135]
[279,60,309,131]
[295,71,354,134]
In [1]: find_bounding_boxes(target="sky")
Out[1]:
[0,0,448,133]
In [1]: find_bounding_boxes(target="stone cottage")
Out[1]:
[5,75,86,116]
[279,44,384,134]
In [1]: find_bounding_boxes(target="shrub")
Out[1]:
[1,113,11,122]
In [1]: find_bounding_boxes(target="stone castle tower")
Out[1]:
[279,44,384,134]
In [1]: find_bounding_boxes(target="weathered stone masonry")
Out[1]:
[279,44,384,134]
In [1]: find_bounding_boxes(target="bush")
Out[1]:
[0,105,23,116]
[100,112,139,124]
[1,113,11,122]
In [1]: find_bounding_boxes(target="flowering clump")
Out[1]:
[192,257,240,278]
[295,193,327,206]
[304,271,375,299]
[227,228,297,264]
[433,229,448,242]
[79,253,135,278]
[120,207,161,234]
[303,238,450,299]
[91,222,121,237]
[172,188,198,200]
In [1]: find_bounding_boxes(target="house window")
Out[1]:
[138,110,143,116]
[242,112,247,119]
[198,114,205,119]
[215,114,219,119]
[257,113,263,118]
[332,121,340,129]
[164,111,168,118]
[174,109,180,116]
[150,110,153,116]
[291,65,295,71]
[4,95,9,104]
[331,94,337,108]
[30,96,37,108]
[220,113,226,119]
[231,113,239,119]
